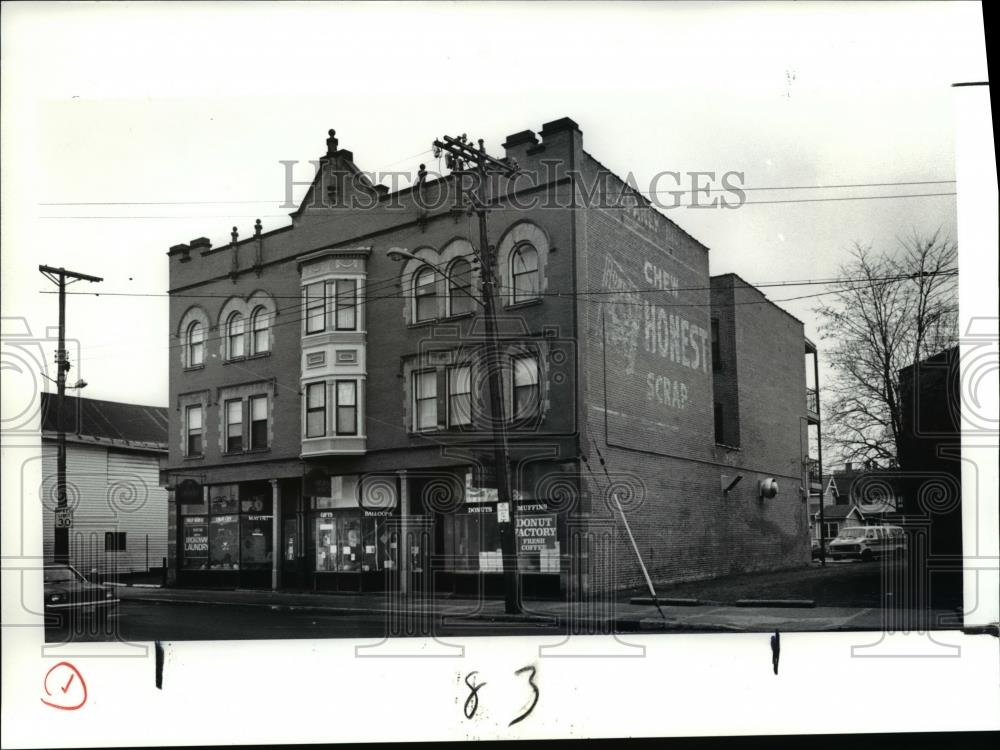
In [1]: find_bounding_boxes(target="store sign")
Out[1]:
[183,517,209,566]
[515,515,557,554]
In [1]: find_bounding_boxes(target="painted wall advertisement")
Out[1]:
[601,249,712,452]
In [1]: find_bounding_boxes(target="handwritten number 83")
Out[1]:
[463,666,539,727]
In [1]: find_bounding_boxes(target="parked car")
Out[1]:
[43,563,118,626]
[827,525,906,562]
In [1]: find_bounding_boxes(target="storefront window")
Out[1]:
[209,515,239,569]
[210,484,239,515]
[443,511,501,573]
[182,516,209,570]
[314,511,362,572]
[241,514,273,569]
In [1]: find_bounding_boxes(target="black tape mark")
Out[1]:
[155,640,164,690]
[770,631,780,675]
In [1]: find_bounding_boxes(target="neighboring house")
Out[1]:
[162,118,817,595]
[809,502,864,542]
[41,392,169,578]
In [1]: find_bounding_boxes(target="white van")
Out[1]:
[828,525,906,562]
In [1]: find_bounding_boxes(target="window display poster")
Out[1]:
[182,516,209,569]
[515,514,557,554]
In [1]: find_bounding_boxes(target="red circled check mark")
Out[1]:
[41,662,87,710]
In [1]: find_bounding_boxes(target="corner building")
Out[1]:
[163,118,816,596]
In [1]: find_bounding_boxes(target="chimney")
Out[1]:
[845,462,853,472]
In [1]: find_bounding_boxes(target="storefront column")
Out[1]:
[270,479,281,590]
[399,470,408,595]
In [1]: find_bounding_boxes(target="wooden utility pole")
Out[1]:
[432,135,522,614]
[38,265,103,565]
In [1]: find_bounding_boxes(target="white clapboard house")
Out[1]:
[41,392,169,579]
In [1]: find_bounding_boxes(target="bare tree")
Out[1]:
[816,229,958,466]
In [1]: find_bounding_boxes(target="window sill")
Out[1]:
[223,357,247,366]
[407,319,439,329]
[224,447,271,457]
[183,364,206,373]
[247,351,271,360]
[715,442,741,451]
[504,297,543,311]
[445,311,477,322]
[182,454,204,461]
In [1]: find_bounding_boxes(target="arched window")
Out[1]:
[187,321,204,367]
[227,312,245,359]
[511,244,539,303]
[448,258,474,317]
[251,306,270,354]
[414,267,437,322]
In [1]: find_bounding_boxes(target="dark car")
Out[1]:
[44,564,118,627]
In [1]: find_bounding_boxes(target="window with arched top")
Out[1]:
[187,321,205,367]
[511,244,539,303]
[448,258,474,317]
[227,312,245,360]
[414,267,438,322]
[251,306,270,354]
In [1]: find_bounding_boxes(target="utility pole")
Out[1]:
[432,134,522,614]
[39,265,103,565]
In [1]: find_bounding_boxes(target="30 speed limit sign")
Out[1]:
[54,508,73,528]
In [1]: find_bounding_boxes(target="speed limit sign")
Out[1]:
[54,508,73,528]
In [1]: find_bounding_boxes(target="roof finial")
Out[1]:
[254,218,262,236]
[326,128,339,156]
[231,226,239,244]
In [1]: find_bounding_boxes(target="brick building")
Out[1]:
[162,117,816,596]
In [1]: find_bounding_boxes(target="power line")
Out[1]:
[37,178,955,206]
[46,268,958,301]
[71,268,952,361]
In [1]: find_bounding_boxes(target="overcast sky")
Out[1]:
[1,1,987,409]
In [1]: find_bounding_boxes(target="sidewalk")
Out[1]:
[116,583,954,632]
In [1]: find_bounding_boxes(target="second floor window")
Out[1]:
[251,306,270,354]
[511,244,539,303]
[186,405,203,456]
[414,370,437,431]
[414,268,437,322]
[448,365,472,426]
[305,282,325,334]
[335,381,358,435]
[448,258,474,317]
[227,313,245,359]
[306,382,326,438]
[512,355,539,419]
[334,279,357,330]
[187,321,204,367]
[225,399,243,452]
[249,395,268,449]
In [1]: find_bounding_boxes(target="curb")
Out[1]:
[734,598,815,608]
[117,594,560,624]
[629,596,703,607]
